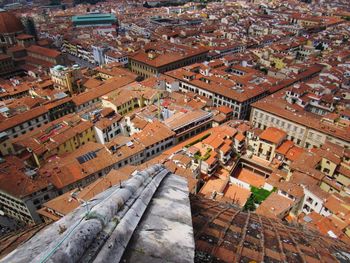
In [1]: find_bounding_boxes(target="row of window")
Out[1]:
[178,124,211,142]
[255,110,306,134]
[104,129,121,142]
[0,193,31,218]
[253,110,349,149]
[11,116,47,133]
[146,141,174,158]
[3,205,33,223]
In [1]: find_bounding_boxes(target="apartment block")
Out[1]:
[129,42,208,78]
[166,63,277,119]
[26,45,65,68]
[250,90,350,149]
[0,107,50,140]
[50,64,83,94]
[163,109,213,143]
[247,127,287,162]
[93,108,123,144]
[0,156,57,223]
[11,114,96,166]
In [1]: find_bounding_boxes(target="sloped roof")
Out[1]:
[259,127,287,144]
[0,10,24,34]
[191,195,350,263]
[3,171,350,263]
[1,165,194,263]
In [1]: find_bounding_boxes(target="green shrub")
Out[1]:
[184,133,211,148]
[193,148,212,161]
[250,186,272,203]
[243,195,256,211]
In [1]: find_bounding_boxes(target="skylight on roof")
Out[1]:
[76,151,98,164]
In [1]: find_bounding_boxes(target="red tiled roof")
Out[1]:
[16,34,34,40]
[191,195,350,263]
[0,156,50,198]
[0,10,24,34]
[256,192,294,218]
[252,90,350,142]
[223,184,251,206]
[259,127,287,144]
[26,45,61,58]
[236,168,265,188]
[276,140,294,155]
[0,106,48,132]
[217,105,233,114]
[130,42,208,68]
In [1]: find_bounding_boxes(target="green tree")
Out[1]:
[243,195,256,212]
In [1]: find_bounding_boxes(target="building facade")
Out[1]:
[250,106,350,149]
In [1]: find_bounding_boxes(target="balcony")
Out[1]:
[221,153,232,164]
[208,162,219,174]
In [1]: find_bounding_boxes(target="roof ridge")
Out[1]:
[1,165,170,263]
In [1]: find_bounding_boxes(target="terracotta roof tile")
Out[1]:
[26,45,61,58]
[0,10,24,34]
[259,127,287,145]
[191,195,350,263]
